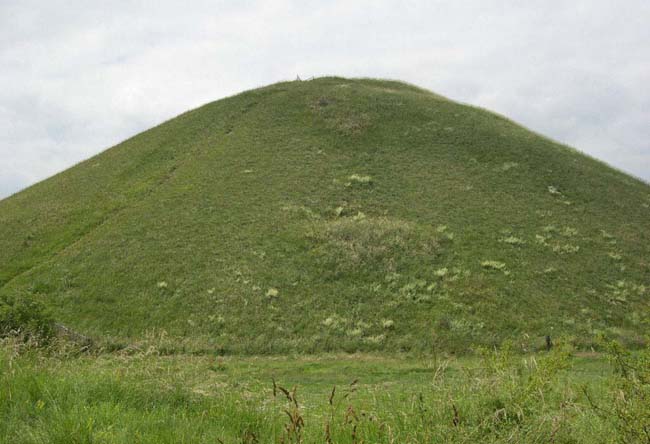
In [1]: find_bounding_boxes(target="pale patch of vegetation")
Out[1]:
[496,161,519,171]
[481,260,507,271]
[535,234,550,246]
[608,251,622,261]
[605,280,647,304]
[281,204,320,220]
[435,224,454,240]
[322,314,347,331]
[208,314,225,326]
[561,227,578,236]
[307,216,437,273]
[434,267,448,277]
[500,235,525,245]
[346,327,363,337]
[535,226,581,254]
[362,334,385,344]
[552,243,580,254]
[348,173,373,184]
[543,225,558,233]
[398,279,431,303]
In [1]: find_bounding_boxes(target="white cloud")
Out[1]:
[1,0,648,198]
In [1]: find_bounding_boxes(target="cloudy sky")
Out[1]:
[1,1,649,199]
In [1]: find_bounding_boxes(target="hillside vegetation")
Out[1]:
[1,77,649,353]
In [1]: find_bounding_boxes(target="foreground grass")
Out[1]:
[3,343,647,443]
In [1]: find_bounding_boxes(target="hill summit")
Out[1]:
[1,77,649,353]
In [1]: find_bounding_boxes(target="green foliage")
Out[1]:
[585,341,650,443]
[481,260,508,272]
[0,294,54,343]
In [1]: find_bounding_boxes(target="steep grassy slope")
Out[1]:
[1,77,649,353]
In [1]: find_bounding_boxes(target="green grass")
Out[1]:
[1,77,649,353]
[2,342,648,443]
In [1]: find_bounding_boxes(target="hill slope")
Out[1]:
[1,77,649,353]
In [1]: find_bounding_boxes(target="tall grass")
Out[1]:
[1,341,647,443]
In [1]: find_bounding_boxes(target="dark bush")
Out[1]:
[0,294,55,343]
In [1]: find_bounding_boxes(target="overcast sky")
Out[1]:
[1,1,648,199]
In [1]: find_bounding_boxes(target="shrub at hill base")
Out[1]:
[0,294,55,344]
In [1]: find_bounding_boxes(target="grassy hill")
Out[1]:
[1,77,649,354]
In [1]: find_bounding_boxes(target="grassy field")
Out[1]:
[1,78,649,441]
[1,77,649,353]
[1,341,648,443]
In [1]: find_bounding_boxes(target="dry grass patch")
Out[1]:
[307,216,437,272]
